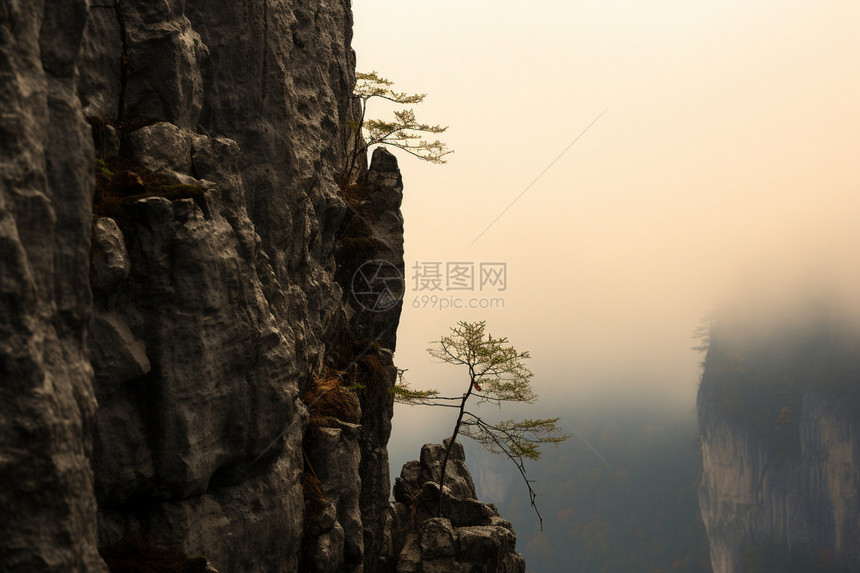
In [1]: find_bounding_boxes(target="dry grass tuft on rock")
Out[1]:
[339,181,372,210]
[303,369,361,427]
[351,349,388,395]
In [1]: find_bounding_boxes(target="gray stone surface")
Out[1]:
[419,518,456,559]
[420,440,478,500]
[91,218,130,292]
[384,443,526,573]
[86,111,312,570]
[304,422,364,573]
[323,146,405,572]
[97,411,307,573]
[182,0,354,364]
[79,4,123,121]
[126,122,195,173]
[78,2,362,568]
[89,310,149,396]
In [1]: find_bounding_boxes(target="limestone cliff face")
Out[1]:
[1,3,524,572]
[1,1,396,571]
[698,319,860,572]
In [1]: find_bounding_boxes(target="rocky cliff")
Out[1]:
[384,440,526,573]
[698,313,860,572]
[1,2,521,572]
[1,0,391,570]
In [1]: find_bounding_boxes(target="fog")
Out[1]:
[351,0,860,495]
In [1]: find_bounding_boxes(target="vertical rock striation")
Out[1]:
[300,146,405,572]
[2,0,412,571]
[698,316,860,572]
[700,394,860,572]
[77,1,360,569]
[0,1,104,571]
[340,148,405,573]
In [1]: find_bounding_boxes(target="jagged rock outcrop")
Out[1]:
[698,314,860,572]
[339,148,405,573]
[383,441,526,573]
[300,145,405,572]
[303,417,364,573]
[2,1,414,572]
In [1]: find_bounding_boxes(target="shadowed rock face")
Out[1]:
[0,1,104,571]
[78,1,359,569]
[1,1,414,572]
[88,125,312,572]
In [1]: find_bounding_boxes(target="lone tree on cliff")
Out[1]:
[343,71,451,184]
[394,320,568,529]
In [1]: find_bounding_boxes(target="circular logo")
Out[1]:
[350,259,404,312]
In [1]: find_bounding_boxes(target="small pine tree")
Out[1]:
[343,71,451,184]
[394,320,569,529]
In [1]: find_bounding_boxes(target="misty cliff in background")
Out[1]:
[698,302,860,572]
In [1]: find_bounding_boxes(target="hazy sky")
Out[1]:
[351,1,860,446]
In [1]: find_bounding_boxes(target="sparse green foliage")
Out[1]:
[391,379,441,403]
[343,71,451,184]
[461,417,568,461]
[395,320,569,529]
[95,158,114,178]
[427,321,536,404]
